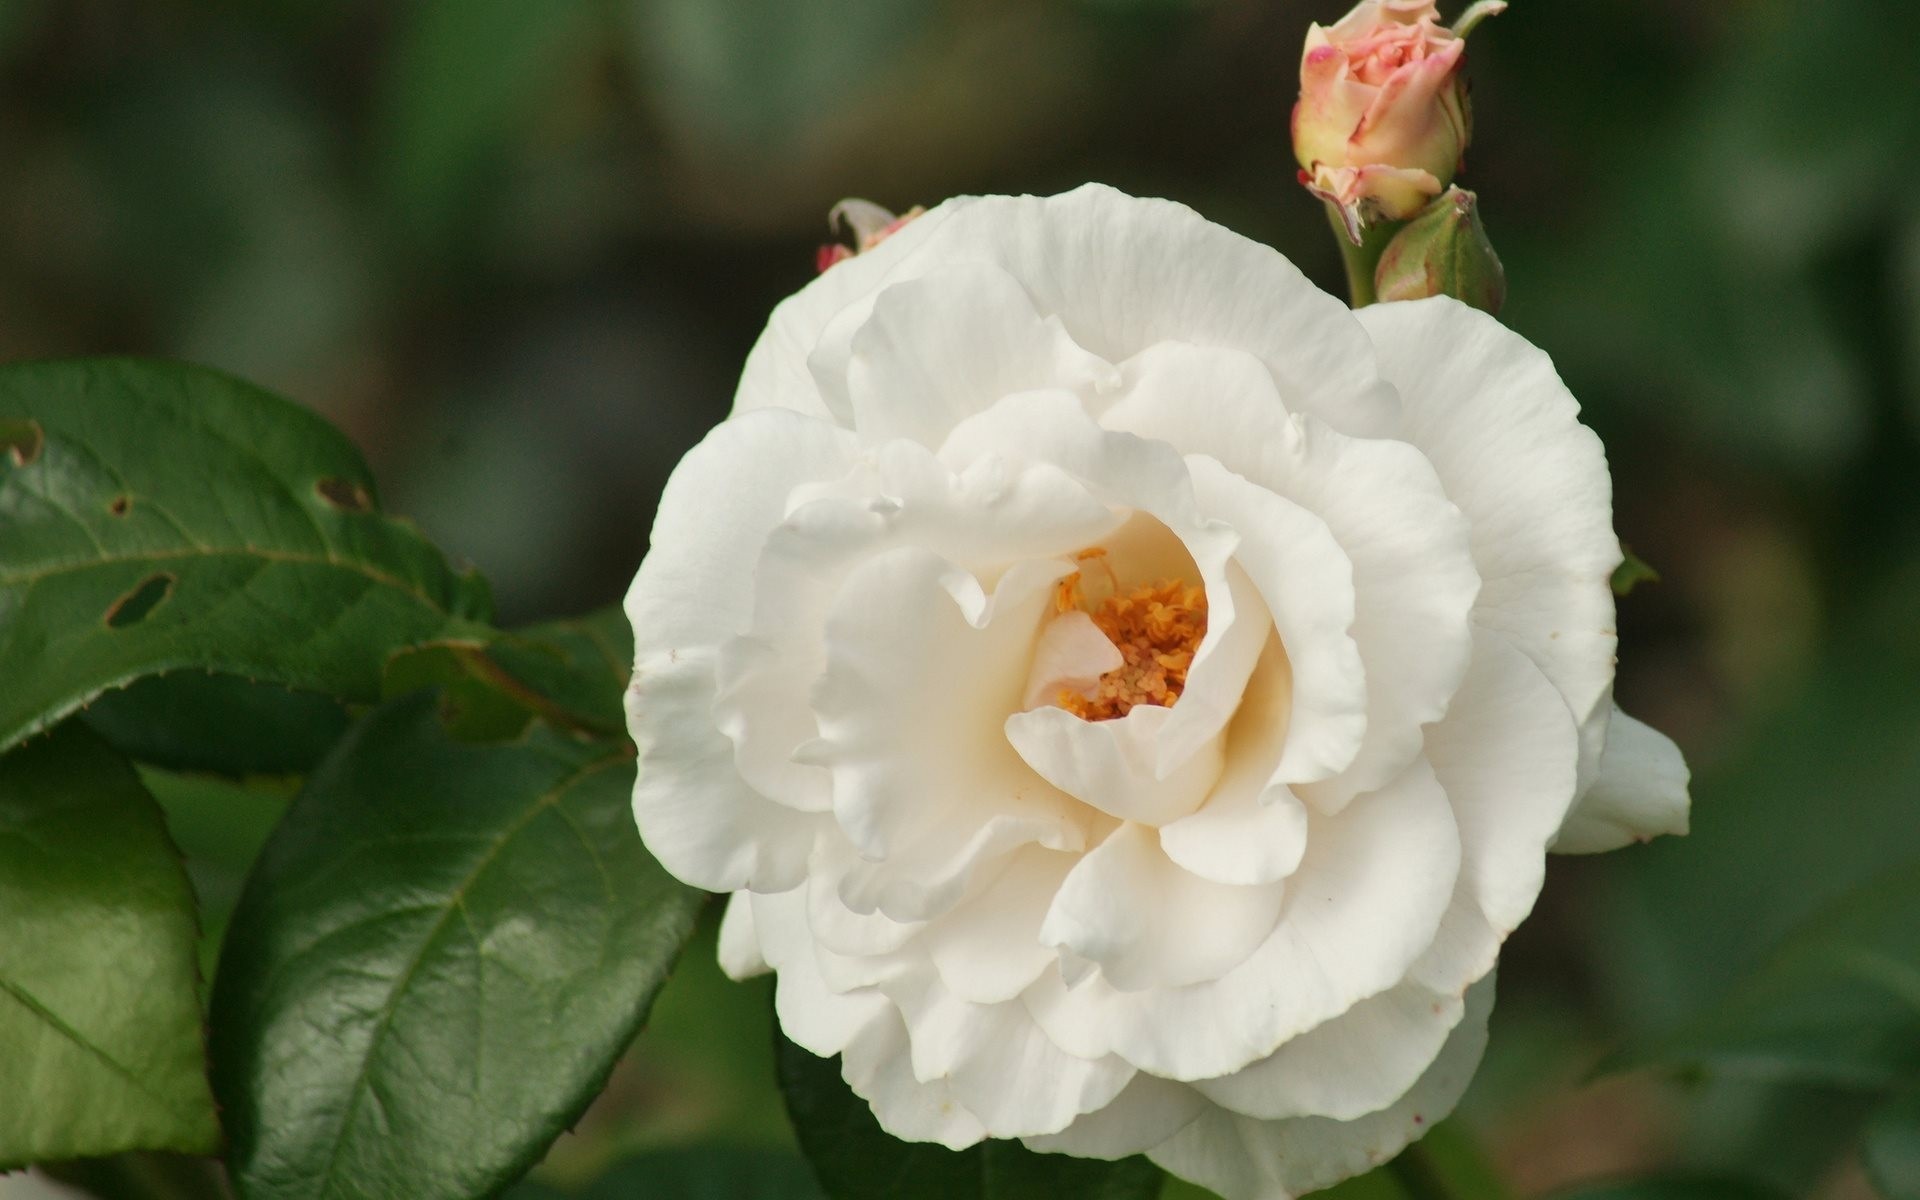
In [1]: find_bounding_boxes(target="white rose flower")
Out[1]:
[624,184,1690,1200]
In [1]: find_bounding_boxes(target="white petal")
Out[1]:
[734,202,960,423]
[1192,983,1464,1122]
[839,1009,988,1150]
[1105,341,1479,809]
[944,186,1397,434]
[1553,706,1691,853]
[1147,974,1495,1200]
[845,261,1118,448]
[1026,759,1460,1080]
[806,843,924,958]
[751,890,890,1058]
[720,443,1123,814]
[625,408,855,656]
[882,971,1135,1138]
[717,891,769,981]
[1040,821,1287,992]
[627,651,823,894]
[1005,703,1224,827]
[1020,611,1124,711]
[1358,299,1619,750]
[810,548,1088,918]
[1023,1073,1208,1160]
[940,390,1261,780]
[924,847,1074,1005]
[1186,454,1368,787]
[1158,644,1311,887]
[1408,630,1581,994]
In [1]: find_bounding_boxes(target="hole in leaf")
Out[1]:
[315,476,372,512]
[1,419,44,467]
[105,572,176,628]
[109,495,131,516]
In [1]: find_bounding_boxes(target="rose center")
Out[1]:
[1052,551,1207,721]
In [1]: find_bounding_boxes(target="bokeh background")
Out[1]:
[3,0,1918,1196]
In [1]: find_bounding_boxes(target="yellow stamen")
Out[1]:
[1053,556,1206,721]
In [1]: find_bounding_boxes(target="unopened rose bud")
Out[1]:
[1294,0,1503,242]
[814,199,927,273]
[1374,186,1505,313]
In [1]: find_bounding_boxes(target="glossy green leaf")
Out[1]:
[0,358,492,755]
[1865,1085,1920,1200]
[82,672,351,776]
[210,692,704,1200]
[0,724,219,1166]
[381,604,633,743]
[1627,858,1920,1089]
[775,1030,1165,1200]
[509,1143,823,1200]
[1549,1177,1789,1200]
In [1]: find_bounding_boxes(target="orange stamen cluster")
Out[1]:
[1053,554,1207,721]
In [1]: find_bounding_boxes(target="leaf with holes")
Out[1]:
[0,358,492,755]
[382,604,635,742]
[0,723,220,1167]
[209,691,704,1200]
[775,1030,1166,1200]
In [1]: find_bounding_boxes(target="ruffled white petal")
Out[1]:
[923,847,1073,1005]
[880,969,1135,1138]
[1192,983,1463,1122]
[627,651,824,894]
[810,548,1088,919]
[840,1010,988,1150]
[720,443,1123,814]
[1553,705,1692,853]
[1026,759,1461,1080]
[751,890,889,1058]
[1158,640,1309,887]
[1105,341,1478,810]
[625,408,855,656]
[844,261,1118,448]
[1024,1073,1208,1160]
[1147,974,1495,1200]
[718,891,769,981]
[1409,631,1581,994]
[1186,454,1367,786]
[1040,821,1287,992]
[1005,702,1224,827]
[1357,299,1619,760]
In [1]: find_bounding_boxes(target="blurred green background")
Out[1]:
[3,0,1917,1196]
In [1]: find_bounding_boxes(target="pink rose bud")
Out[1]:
[814,199,927,273]
[1293,0,1504,242]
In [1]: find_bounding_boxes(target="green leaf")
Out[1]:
[209,691,704,1200]
[509,1143,823,1200]
[0,358,492,755]
[775,1030,1165,1200]
[1627,858,1920,1089]
[1611,547,1661,596]
[0,724,219,1166]
[1548,1178,1789,1200]
[83,673,351,776]
[381,604,634,743]
[1865,1084,1920,1200]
